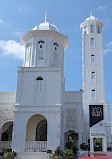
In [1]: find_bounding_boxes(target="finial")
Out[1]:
[90,10,92,17]
[45,9,47,23]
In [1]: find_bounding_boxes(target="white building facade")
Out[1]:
[0,14,111,158]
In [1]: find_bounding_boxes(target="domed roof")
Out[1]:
[33,22,58,32]
[85,15,98,21]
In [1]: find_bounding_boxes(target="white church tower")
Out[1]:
[80,13,111,152]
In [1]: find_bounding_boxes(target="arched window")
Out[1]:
[36,77,43,91]
[53,42,59,66]
[36,77,43,80]
[91,38,94,45]
[37,40,45,60]
[53,42,59,51]
[92,89,96,98]
[91,72,95,79]
[90,24,94,33]
[97,26,100,34]
[34,76,44,104]
[91,55,95,64]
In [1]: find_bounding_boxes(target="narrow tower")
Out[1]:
[80,14,111,151]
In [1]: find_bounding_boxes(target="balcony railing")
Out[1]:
[25,141,47,152]
[0,141,12,150]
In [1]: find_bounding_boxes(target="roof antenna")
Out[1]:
[45,9,47,23]
[90,10,92,17]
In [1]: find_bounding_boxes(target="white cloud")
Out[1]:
[108,42,112,46]
[104,49,111,54]
[13,32,22,37]
[0,40,24,60]
[97,6,107,10]
[0,18,5,24]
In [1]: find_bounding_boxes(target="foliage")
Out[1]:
[107,146,112,151]
[80,89,84,92]
[80,143,88,151]
[0,149,17,159]
[65,138,74,150]
[64,149,73,159]
[52,146,64,159]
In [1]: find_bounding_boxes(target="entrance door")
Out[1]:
[93,138,102,151]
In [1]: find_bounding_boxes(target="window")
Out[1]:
[91,38,94,45]
[91,72,95,79]
[53,43,59,66]
[34,77,44,104]
[36,77,43,91]
[84,26,87,34]
[36,77,43,80]
[38,40,44,49]
[25,43,31,66]
[97,26,100,34]
[37,40,45,60]
[26,43,30,52]
[92,89,95,98]
[90,24,94,33]
[53,42,58,51]
[91,55,95,63]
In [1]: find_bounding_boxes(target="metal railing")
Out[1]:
[25,141,47,152]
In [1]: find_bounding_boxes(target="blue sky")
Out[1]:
[0,0,112,125]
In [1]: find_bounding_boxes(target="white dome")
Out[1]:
[85,16,98,21]
[33,22,58,32]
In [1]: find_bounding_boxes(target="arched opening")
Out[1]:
[64,130,78,158]
[1,121,13,141]
[0,121,13,150]
[25,114,47,151]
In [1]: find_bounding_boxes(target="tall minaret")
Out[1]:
[80,14,111,145]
